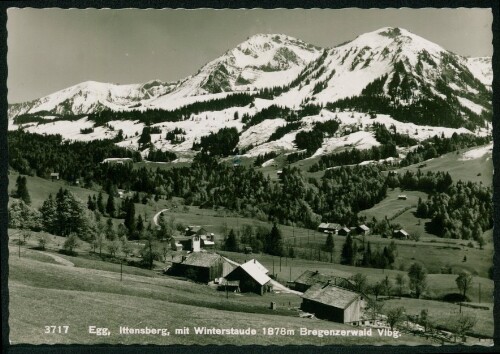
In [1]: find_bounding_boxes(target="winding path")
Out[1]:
[37,251,75,267]
[153,208,170,226]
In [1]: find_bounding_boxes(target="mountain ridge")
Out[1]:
[8,27,493,161]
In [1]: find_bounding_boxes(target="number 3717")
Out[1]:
[44,326,69,334]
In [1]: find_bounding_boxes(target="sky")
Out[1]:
[7,8,493,103]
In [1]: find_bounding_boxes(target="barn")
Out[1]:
[318,223,341,234]
[293,270,356,293]
[301,283,366,324]
[338,227,351,236]
[186,226,208,236]
[356,224,370,235]
[225,259,272,295]
[393,229,410,240]
[169,252,236,283]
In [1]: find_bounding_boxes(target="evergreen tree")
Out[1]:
[15,175,31,205]
[105,218,116,240]
[266,223,284,256]
[87,195,96,211]
[362,241,373,266]
[106,194,115,217]
[341,234,356,265]
[124,200,136,236]
[324,233,335,263]
[97,191,105,214]
[225,229,238,252]
[40,194,57,234]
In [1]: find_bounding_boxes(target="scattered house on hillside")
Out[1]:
[200,234,215,249]
[50,172,60,181]
[277,170,283,179]
[338,227,351,236]
[301,282,366,324]
[185,226,208,236]
[398,194,407,200]
[169,252,236,283]
[171,235,202,252]
[293,270,356,293]
[244,246,253,254]
[356,224,370,236]
[101,157,133,165]
[318,223,341,234]
[173,227,215,251]
[225,259,273,295]
[393,229,410,240]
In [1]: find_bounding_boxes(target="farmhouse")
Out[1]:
[50,172,60,180]
[356,224,370,235]
[393,229,410,240]
[398,194,407,200]
[169,252,236,283]
[338,227,351,236]
[225,259,272,295]
[101,157,133,165]
[318,223,341,234]
[186,226,208,236]
[301,283,366,324]
[171,235,203,252]
[293,270,356,293]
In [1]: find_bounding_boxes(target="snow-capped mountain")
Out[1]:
[9,34,322,118]
[9,27,492,160]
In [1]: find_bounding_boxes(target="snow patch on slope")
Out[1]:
[459,142,493,161]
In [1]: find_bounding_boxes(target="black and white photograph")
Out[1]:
[3,5,497,349]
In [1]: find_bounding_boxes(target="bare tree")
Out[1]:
[456,271,473,302]
[38,234,49,250]
[386,306,405,331]
[408,263,427,298]
[448,313,477,342]
[395,273,406,297]
[350,273,368,293]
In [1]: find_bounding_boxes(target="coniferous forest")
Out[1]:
[8,129,492,244]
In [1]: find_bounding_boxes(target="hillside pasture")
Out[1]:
[8,252,436,346]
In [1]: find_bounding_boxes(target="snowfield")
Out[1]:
[459,142,493,161]
[7,27,492,164]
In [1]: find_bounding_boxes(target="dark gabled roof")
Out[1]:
[188,226,206,233]
[294,270,356,291]
[302,283,362,310]
[172,252,222,268]
[318,223,341,230]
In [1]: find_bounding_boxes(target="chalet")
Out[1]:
[393,229,410,240]
[338,227,351,236]
[293,270,356,293]
[301,283,366,324]
[101,157,133,165]
[225,259,272,295]
[200,234,215,249]
[356,224,370,235]
[318,223,341,234]
[185,226,208,237]
[171,235,201,252]
[169,252,236,283]
[50,172,60,181]
[172,232,215,252]
[398,194,407,200]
